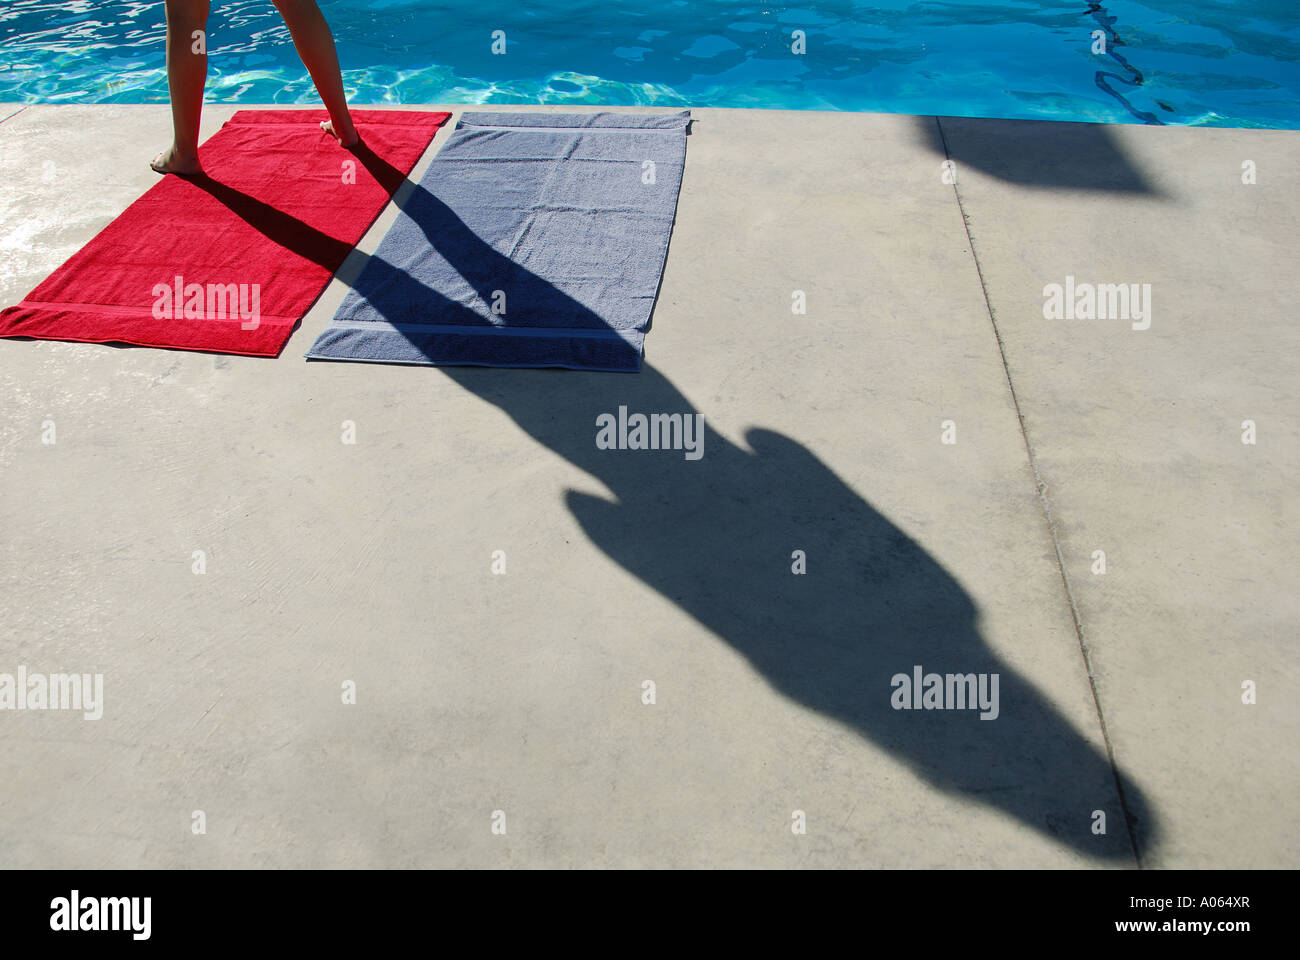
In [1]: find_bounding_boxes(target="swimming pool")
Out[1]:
[2,1,1298,127]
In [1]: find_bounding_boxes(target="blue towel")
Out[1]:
[306,111,691,371]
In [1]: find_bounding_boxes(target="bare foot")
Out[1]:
[320,118,360,149]
[150,145,203,176]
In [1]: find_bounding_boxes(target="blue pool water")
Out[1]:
[1,1,1298,127]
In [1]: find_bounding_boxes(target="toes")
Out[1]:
[320,119,359,148]
[150,154,202,176]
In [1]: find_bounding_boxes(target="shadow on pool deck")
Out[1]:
[196,139,1159,863]
[916,114,1165,195]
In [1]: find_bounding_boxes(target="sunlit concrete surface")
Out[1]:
[0,104,1295,868]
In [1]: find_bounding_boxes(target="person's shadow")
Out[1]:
[193,138,1158,863]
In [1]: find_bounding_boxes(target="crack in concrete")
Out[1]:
[0,105,30,126]
[933,114,1145,868]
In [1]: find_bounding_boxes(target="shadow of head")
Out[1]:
[915,115,1165,196]
[441,360,1158,862]
[195,134,1158,862]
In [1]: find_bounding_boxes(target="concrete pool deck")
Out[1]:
[0,103,1296,869]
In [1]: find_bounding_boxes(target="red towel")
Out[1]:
[0,109,450,357]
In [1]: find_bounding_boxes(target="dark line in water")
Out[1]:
[1086,2,1164,125]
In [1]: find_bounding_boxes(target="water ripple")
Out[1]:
[0,0,1296,128]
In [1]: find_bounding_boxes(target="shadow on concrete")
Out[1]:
[199,141,1159,863]
[914,114,1164,196]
